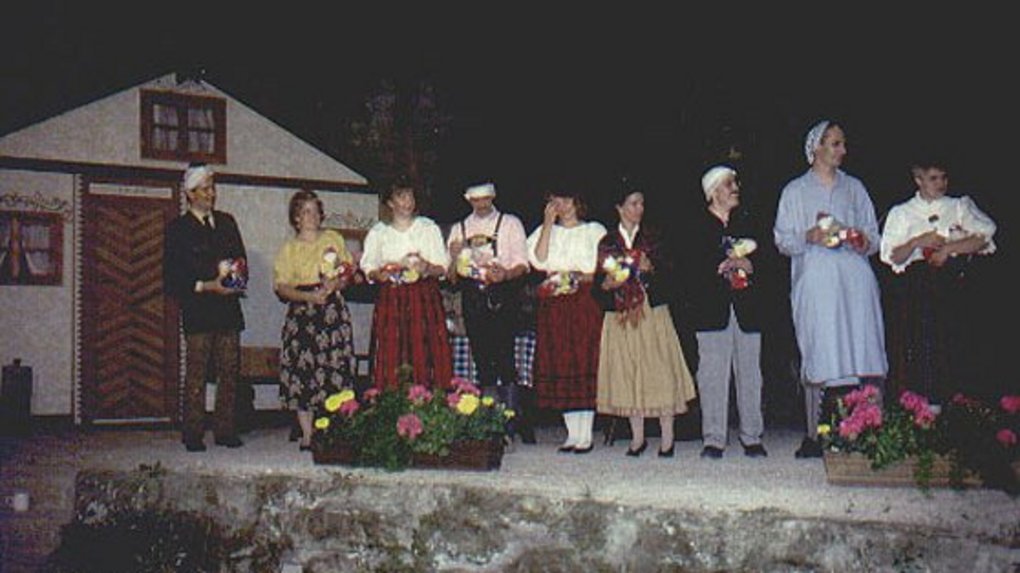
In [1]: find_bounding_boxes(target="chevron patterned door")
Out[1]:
[81,183,180,424]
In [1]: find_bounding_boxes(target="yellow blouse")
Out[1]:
[273,229,352,286]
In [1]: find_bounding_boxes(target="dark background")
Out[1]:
[3,5,1015,411]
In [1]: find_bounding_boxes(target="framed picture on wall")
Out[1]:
[0,210,64,286]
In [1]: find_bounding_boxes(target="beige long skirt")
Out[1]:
[596,301,697,417]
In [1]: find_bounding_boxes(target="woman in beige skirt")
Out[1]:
[595,179,697,457]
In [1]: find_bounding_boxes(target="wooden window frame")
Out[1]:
[140,89,227,163]
[0,210,64,286]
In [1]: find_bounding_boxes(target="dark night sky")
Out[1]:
[2,5,1016,242]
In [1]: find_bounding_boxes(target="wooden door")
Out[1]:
[81,180,180,424]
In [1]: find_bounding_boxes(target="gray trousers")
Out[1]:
[695,307,763,449]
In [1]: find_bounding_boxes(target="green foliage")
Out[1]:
[935,395,1019,494]
[312,364,511,471]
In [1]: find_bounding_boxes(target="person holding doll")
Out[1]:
[527,184,606,454]
[773,120,888,458]
[273,189,356,451]
[879,156,996,404]
[447,182,536,444]
[163,163,247,452]
[685,166,768,459]
[360,177,452,390]
[595,178,696,458]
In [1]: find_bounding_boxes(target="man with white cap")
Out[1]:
[448,181,535,443]
[685,165,768,459]
[774,120,887,458]
[164,163,248,452]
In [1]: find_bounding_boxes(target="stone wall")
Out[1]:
[50,468,1019,572]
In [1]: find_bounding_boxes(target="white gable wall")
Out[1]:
[0,74,368,186]
[0,170,75,416]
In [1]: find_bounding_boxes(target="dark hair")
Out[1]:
[911,155,950,176]
[381,175,419,204]
[288,189,324,232]
[612,175,646,208]
[544,190,588,219]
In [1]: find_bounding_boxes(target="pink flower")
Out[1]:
[996,428,1018,448]
[843,385,879,410]
[364,388,381,402]
[451,378,481,396]
[447,392,462,409]
[396,413,423,440]
[1000,395,1020,414]
[407,384,433,404]
[339,399,360,417]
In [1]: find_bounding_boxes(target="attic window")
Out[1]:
[140,90,226,163]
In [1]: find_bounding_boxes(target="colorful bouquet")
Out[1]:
[600,248,646,320]
[536,270,581,298]
[319,246,356,284]
[455,242,493,285]
[218,257,247,290]
[380,253,423,285]
[721,236,756,290]
[312,367,513,471]
[816,212,865,250]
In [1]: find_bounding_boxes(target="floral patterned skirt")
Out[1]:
[280,289,354,411]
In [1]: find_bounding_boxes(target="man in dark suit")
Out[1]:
[164,163,247,451]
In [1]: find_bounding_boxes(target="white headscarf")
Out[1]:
[701,165,736,202]
[804,120,831,165]
[182,164,214,191]
[463,182,496,200]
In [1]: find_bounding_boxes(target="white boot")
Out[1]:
[560,411,579,451]
[574,410,595,452]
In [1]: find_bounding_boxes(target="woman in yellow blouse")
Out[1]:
[273,190,356,451]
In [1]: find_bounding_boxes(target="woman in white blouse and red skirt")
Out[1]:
[360,178,453,390]
[527,189,607,453]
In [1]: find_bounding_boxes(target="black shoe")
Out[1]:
[214,436,244,448]
[288,425,301,442]
[658,445,675,458]
[519,426,537,445]
[558,444,576,453]
[743,443,768,458]
[700,446,724,459]
[299,443,313,452]
[625,440,648,457]
[794,437,823,459]
[184,440,206,452]
[573,443,594,454]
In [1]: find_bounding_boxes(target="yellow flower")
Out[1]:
[817,423,831,437]
[481,396,495,406]
[314,417,330,430]
[324,389,356,412]
[503,409,516,420]
[456,393,480,415]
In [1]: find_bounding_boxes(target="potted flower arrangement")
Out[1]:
[821,385,1019,493]
[311,366,513,471]
[820,386,946,488]
[935,393,1019,494]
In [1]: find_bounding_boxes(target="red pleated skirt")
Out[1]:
[370,278,452,390]
[534,288,602,409]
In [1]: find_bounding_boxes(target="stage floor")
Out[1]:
[2,426,1018,571]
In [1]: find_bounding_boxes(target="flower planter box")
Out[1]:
[823,451,981,488]
[411,439,504,471]
[311,443,357,466]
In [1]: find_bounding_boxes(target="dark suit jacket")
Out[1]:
[682,208,767,333]
[593,225,674,311]
[164,210,246,334]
